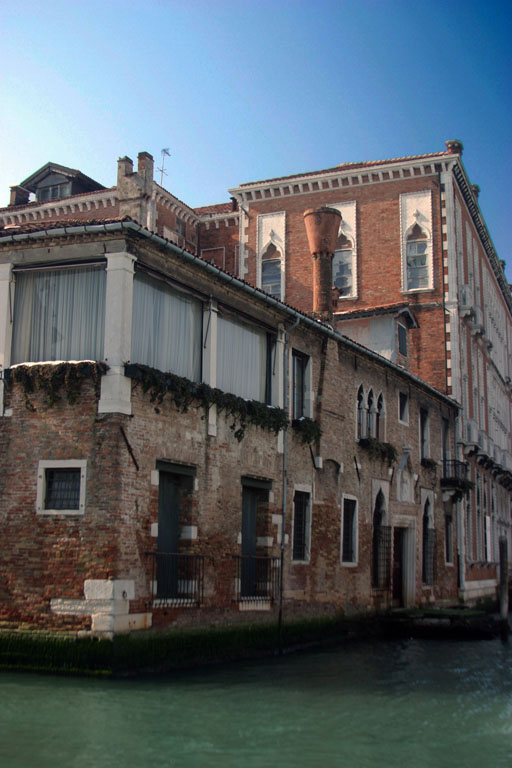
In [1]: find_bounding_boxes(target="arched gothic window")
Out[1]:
[261,242,282,298]
[375,394,384,440]
[357,385,364,440]
[406,223,429,291]
[367,389,374,437]
[332,233,354,298]
[372,490,390,588]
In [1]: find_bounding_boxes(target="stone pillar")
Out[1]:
[98,252,136,415]
[303,207,341,321]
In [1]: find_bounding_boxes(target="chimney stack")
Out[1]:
[303,207,342,320]
[445,139,463,155]
[9,185,30,207]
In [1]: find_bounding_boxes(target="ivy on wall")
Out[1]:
[5,362,108,410]
[125,363,321,444]
[358,436,398,465]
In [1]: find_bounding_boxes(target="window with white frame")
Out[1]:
[332,233,355,299]
[292,490,311,562]
[11,264,106,364]
[341,496,358,564]
[36,459,87,515]
[131,271,202,382]
[261,243,282,299]
[422,497,434,585]
[406,223,430,291]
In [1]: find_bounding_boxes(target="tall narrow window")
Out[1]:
[372,490,390,588]
[422,498,434,585]
[399,392,409,424]
[357,385,364,440]
[332,233,354,298]
[341,497,357,563]
[292,491,311,562]
[12,265,106,364]
[406,223,429,290]
[397,323,408,356]
[292,350,308,419]
[375,394,384,440]
[420,408,430,459]
[445,513,454,564]
[367,389,374,437]
[261,243,282,299]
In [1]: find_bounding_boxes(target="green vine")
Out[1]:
[292,417,322,445]
[125,363,290,442]
[359,436,398,465]
[6,362,108,409]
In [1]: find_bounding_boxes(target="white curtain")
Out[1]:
[216,314,266,400]
[131,272,202,381]
[11,266,106,364]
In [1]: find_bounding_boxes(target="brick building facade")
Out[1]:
[0,141,509,635]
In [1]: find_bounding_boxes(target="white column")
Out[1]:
[202,299,218,436]
[98,252,136,415]
[0,264,13,416]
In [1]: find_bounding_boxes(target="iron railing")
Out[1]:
[149,552,204,606]
[441,459,469,483]
[234,555,280,602]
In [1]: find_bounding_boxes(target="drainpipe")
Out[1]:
[278,315,300,654]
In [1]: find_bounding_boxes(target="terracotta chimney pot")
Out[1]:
[445,139,464,155]
[303,207,342,319]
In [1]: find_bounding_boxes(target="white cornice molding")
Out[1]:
[229,156,457,201]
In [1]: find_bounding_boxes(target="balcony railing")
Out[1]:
[149,552,204,606]
[234,555,281,603]
[441,460,469,488]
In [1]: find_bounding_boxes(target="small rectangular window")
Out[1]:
[341,497,357,563]
[399,392,409,423]
[292,491,311,562]
[445,514,454,564]
[176,216,186,236]
[36,460,87,515]
[261,259,281,298]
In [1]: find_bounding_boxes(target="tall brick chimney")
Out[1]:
[303,207,342,320]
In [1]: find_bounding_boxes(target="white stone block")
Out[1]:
[151,522,158,537]
[180,525,198,540]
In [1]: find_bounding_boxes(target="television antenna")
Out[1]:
[157,148,171,186]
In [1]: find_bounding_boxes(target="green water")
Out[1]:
[1,638,511,767]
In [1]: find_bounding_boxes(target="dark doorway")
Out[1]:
[157,469,193,599]
[392,527,405,605]
[241,484,268,597]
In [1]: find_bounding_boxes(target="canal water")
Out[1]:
[1,637,511,768]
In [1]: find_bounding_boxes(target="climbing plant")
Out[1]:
[5,362,108,409]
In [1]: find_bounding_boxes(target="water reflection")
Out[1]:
[1,638,511,768]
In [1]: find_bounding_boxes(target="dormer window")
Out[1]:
[37,183,71,202]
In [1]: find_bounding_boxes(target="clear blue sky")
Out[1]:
[1,1,511,274]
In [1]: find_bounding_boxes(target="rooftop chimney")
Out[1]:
[117,156,134,185]
[9,185,30,207]
[445,139,463,155]
[471,184,480,200]
[303,206,342,320]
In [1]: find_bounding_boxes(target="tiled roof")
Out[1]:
[0,215,131,234]
[0,186,117,214]
[237,151,450,188]
[194,202,235,216]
